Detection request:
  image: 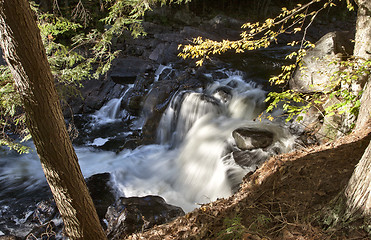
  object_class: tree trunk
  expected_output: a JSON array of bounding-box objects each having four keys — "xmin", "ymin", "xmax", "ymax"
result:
[
  {"xmin": 354, "ymin": 0, "xmax": 371, "ymax": 131},
  {"xmin": 344, "ymin": 0, "xmax": 371, "ymax": 220},
  {"xmin": 0, "ymin": 0, "xmax": 107, "ymax": 239},
  {"xmin": 354, "ymin": 0, "xmax": 371, "ymax": 62},
  {"xmin": 355, "ymin": 77, "xmax": 371, "ymax": 131},
  {"xmin": 344, "ymin": 140, "xmax": 371, "ymax": 216}
]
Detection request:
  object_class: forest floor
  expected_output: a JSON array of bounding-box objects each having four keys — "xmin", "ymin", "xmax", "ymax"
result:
[{"xmin": 125, "ymin": 123, "xmax": 371, "ymax": 240}]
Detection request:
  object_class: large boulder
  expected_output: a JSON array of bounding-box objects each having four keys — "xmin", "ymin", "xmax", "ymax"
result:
[
  {"xmin": 108, "ymin": 57, "xmax": 153, "ymax": 85},
  {"xmin": 105, "ymin": 195, "xmax": 185, "ymax": 239},
  {"xmin": 232, "ymin": 127, "xmax": 274, "ymax": 150},
  {"xmin": 86, "ymin": 173, "xmax": 116, "ymax": 221},
  {"xmin": 289, "ymin": 31, "xmax": 354, "ymax": 93}
]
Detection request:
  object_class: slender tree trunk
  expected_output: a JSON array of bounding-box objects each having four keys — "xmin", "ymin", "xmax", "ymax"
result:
[
  {"xmin": 0, "ymin": 0, "xmax": 107, "ymax": 239},
  {"xmin": 355, "ymin": 77, "xmax": 371, "ymax": 131}
]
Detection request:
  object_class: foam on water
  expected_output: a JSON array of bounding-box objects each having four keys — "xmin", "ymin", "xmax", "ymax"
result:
[{"xmin": 0, "ymin": 68, "xmax": 297, "ymax": 235}]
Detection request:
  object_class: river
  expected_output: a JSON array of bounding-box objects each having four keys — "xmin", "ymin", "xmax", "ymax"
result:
[{"xmin": 0, "ymin": 63, "xmax": 296, "ymax": 237}]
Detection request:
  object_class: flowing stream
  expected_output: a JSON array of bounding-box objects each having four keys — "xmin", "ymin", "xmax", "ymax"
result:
[{"xmin": 0, "ymin": 67, "xmax": 296, "ymax": 237}]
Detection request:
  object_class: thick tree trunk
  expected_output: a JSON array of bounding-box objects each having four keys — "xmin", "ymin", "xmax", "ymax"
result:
[
  {"xmin": 354, "ymin": 0, "xmax": 371, "ymax": 131},
  {"xmin": 354, "ymin": 0, "xmax": 371, "ymax": 62},
  {"xmin": 0, "ymin": 0, "xmax": 107, "ymax": 239},
  {"xmin": 344, "ymin": 0, "xmax": 371, "ymax": 220},
  {"xmin": 344, "ymin": 141, "xmax": 371, "ymax": 216}
]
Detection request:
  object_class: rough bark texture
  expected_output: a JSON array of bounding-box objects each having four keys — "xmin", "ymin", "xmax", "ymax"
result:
[
  {"xmin": 356, "ymin": 77, "xmax": 371, "ymax": 131},
  {"xmin": 0, "ymin": 0, "xmax": 107, "ymax": 239},
  {"xmin": 354, "ymin": 0, "xmax": 371, "ymax": 131},
  {"xmin": 345, "ymin": 140, "xmax": 371, "ymax": 216},
  {"xmin": 344, "ymin": 0, "xmax": 371, "ymax": 220},
  {"xmin": 354, "ymin": 0, "xmax": 371, "ymax": 61}
]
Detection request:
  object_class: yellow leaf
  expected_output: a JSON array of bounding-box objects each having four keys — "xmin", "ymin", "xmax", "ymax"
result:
[{"xmin": 294, "ymin": 27, "xmax": 301, "ymax": 33}]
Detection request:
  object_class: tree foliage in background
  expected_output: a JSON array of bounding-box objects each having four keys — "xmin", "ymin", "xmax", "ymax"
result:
[
  {"xmin": 179, "ymin": 0, "xmax": 367, "ymax": 129},
  {"xmin": 0, "ymin": 0, "xmax": 191, "ymax": 152}
]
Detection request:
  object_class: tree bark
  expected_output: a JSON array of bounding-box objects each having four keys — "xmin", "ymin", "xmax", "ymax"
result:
[
  {"xmin": 344, "ymin": 0, "xmax": 371, "ymax": 220},
  {"xmin": 354, "ymin": 0, "xmax": 371, "ymax": 131},
  {"xmin": 355, "ymin": 77, "xmax": 371, "ymax": 131},
  {"xmin": 0, "ymin": 0, "xmax": 107, "ymax": 239},
  {"xmin": 354, "ymin": 0, "xmax": 371, "ymax": 62},
  {"xmin": 344, "ymin": 140, "xmax": 371, "ymax": 216}
]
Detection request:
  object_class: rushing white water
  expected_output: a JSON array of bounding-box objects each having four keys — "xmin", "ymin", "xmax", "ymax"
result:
[
  {"xmin": 93, "ymin": 97, "xmax": 124, "ymax": 124},
  {"xmin": 91, "ymin": 85, "xmax": 133, "ymax": 125},
  {"xmin": 0, "ymin": 68, "xmax": 296, "ymax": 237}
]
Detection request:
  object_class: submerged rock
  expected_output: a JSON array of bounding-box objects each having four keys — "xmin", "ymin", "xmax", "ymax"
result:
[
  {"xmin": 232, "ymin": 127, "xmax": 274, "ymax": 150},
  {"xmin": 105, "ymin": 195, "xmax": 185, "ymax": 239}
]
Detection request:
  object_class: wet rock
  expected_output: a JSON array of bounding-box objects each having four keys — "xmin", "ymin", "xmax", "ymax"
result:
[
  {"xmin": 290, "ymin": 31, "xmax": 354, "ymax": 93},
  {"xmin": 225, "ymin": 149, "xmax": 270, "ymax": 192},
  {"xmin": 0, "ymin": 236, "xmax": 22, "ymax": 240},
  {"xmin": 22, "ymin": 173, "xmax": 115, "ymax": 239},
  {"xmin": 86, "ymin": 173, "xmax": 116, "ymax": 221},
  {"xmin": 108, "ymin": 57, "xmax": 153, "ymax": 85},
  {"xmin": 126, "ymin": 91, "xmax": 145, "ymax": 115},
  {"xmin": 149, "ymin": 43, "xmax": 167, "ymax": 62},
  {"xmin": 66, "ymin": 78, "xmax": 127, "ymax": 115},
  {"xmin": 180, "ymin": 26, "xmax": 217, "ymax": 41},
  {"xmin": 141, "ymin": 68, "xmax": 212, "ymax": 144},
  {"xmin": 25, "ymin": 199, "xmax": 62, "ymax": 240},
  {"xmin": 232, "ymin": 127, "xmax": 274, "ymax": 150},
  {"xmin": 105, "ymin": 195, "xmax": 185, "ymax": 239},
  {"xmin": 141, "ymin": 80, "xmax": 178, "ymax": 143},
  {"xmin": 118, "ymin": 132, "xmax": 143, "ymax": 151},
  {"xmin": 64, "ymin": 78, "xmax": 115, "ymax": 115},
  {"xmin": 232, "ymin": 149, "xmax": 270, "ymax": 169},
  {"xmin": 27, "ymin": 199, "xmax": 58, "ymax": 225},
  {"xmin": 213, "ymin": 86, "xmax": 232, "ymax": 103},
  {"xmin": 73, "ymin": 119, "xmax": 130, "ymax": 148}
]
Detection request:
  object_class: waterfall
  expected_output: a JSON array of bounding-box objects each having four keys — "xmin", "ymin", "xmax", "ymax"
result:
[
  {"xmin": 91, "ymin": 85, "xmax": 133, "ymax": 125},
  {"xmin": 0, "ymin": 67, "xmax": 297, "ymax": 237},
  {"xmin": 93, "ymin": 97, "xmax": 123, "ymax": 125},
  {"xmin": 154, "ymin": 64, "xmax": 172, "ymax": 82},
  {"xmin": 157, "ymin": 91, "xmax": 224, "ymax": 146},
  {"xmin": 154, "ymin": 71, "xmax": 296, "ymax": 206}
]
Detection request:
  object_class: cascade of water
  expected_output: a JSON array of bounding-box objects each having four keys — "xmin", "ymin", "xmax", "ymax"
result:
[
  {"xmin": 91, "ymin": 85, "xmax": 133, "ymax": 125},
  {"xmin": 155, "ymin": 70, "xmax": 296, "ymax": 206},
  {"xmin": 0, "ymin": 67, "xmax": 298, "ymax": 236},
  {"xmin": 157, "ymin": 71, "xmax": 267, "ymax": 145},
  {"xmin": 154, "ymin": 64, "xmax": 172, "ymax": 82},
  {"xmin": 92, "ymin": 96, "xmax": 123, "ymax": 124},
  {"xmin": 157, "ymin": 91, "xmax": 225, "ymax": 146}
]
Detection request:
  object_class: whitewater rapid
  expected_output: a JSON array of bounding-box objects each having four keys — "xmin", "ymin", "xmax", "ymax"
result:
[{"xmin": 0, "ymin": 68, "xmax": 296, "ymax": 237}]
